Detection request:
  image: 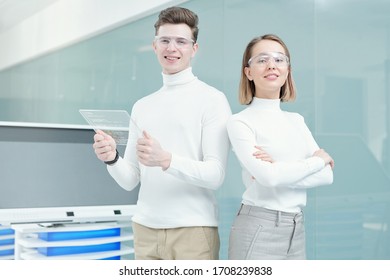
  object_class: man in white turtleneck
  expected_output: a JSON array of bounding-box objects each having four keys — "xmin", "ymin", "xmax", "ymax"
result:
[{"xmin": 93, "ymin": 7, "xmax": 231, "ymax": 260}]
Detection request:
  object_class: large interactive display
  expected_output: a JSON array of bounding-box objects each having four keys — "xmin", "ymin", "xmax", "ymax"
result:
[{"xmin": 0, "ymin": 122, "xmax": 138, "ymax": 225}]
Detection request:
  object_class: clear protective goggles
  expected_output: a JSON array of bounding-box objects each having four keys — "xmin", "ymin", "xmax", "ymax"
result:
[
  {"xmin": 154, "ymin": 36, "xmax": 195, "ymax": 49},
  {"xmin": 248, "ymin": 52, "xmax": 290, "ymax": 68}
]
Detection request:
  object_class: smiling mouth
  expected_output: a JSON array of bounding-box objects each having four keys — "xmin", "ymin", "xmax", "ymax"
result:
[
  {"xmin": 264, "ymin": 74, "xmax": 279, "ymax": 78},
  {"xmin": 165, "ymin": 56, "xmax": 180, "ymax": 60}
]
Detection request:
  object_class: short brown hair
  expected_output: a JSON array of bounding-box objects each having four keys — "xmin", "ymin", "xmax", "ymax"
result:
[
  {"xmin": 239, "ymin": 34, "xmax": 296, "ymax": 105},
  {"xmin": 154, "ymin": 7, "xmax": 199, "ymax": 42}
]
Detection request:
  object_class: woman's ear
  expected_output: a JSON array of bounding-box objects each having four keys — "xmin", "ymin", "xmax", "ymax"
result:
[
  {"xmin": 244, "ymin": 66, "xmax": 253, "ymax": 81},
  {"xmin": 283, "ymin": 67, "xmax": 290, "ymax": 81}
]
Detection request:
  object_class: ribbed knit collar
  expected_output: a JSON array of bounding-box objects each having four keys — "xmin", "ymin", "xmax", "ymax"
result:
[
  {"xmin": 162, "ymin": 67, "xmax": 197, "ymax": 86},
  {"xmin": 250, "ymin": 97, "xmax": 281, "ymax": 111}
]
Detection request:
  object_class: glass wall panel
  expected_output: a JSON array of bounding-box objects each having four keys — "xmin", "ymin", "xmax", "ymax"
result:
[{"xmin": 310, "ymin": 0, "xmax": 390, "ymax": 259}]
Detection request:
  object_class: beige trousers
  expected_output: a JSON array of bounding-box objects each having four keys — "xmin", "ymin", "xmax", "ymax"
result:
[{"xmin": 132, "ymin": 222, "xmax": 220, "ymax": 260}]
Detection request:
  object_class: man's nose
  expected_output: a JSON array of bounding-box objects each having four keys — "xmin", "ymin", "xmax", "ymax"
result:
[{"xmin": 166, "ymin": 40, "xmax": 177, "ymax": 51}]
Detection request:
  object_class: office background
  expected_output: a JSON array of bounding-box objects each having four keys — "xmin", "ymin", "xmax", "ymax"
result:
[{"xmin": 1, "ymin": 0, "xmax": 389, "ymax": 259}]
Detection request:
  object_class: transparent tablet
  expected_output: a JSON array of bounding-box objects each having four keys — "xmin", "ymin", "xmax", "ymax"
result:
[{"xmin": 79, "ymin": 109, "xmax": 131, "ymax": 145}]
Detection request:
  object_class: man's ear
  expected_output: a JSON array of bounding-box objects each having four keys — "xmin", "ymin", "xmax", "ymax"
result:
[
  {"xmin": 191, "ymin": 43, "xmax": 199, "ymax": 58},
  {"xmin": 152, "ymin": 41, "xmax": 158, "ymax": 54}
]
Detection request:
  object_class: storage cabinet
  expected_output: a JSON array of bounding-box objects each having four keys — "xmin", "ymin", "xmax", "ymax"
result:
[
  {"xmin": 12, "ymin": 221, "xmax": 134, "ymax": 260},
  {"xmin": 0, "ymin": 225, "xmax": 15, "ymax": 260}
]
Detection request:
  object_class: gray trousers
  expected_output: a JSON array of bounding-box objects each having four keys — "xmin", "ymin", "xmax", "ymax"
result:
[{"xmin": 228, "ymin": 204, "xmax": 306, "ymax": 260}]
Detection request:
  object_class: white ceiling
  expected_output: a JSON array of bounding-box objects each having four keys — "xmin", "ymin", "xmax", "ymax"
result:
[{"xmin": 0, "ymin": 0, "xmax": 59, "ymax": 34}]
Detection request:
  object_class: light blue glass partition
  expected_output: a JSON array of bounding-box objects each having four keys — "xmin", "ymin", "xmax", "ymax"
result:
[{"xmin": 0, "ymin": 0, "xmax": 389, "ymax": 259}]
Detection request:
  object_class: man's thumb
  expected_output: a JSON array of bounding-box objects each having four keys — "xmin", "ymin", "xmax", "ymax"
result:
[{"xmin": 143, "ymin": 130, "xmax": 151, "ymax": 139}]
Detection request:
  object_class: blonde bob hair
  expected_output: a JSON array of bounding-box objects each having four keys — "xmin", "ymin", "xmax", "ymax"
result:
[{"xmin": 239, "ymin": 34, "xmax": 296, "ymax": 105}]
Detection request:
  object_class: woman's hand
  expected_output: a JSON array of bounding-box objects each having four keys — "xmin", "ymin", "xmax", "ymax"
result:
[
  {"xmin": 251, "ymin": 146, "xmax": 274, "ymax": 180},
  {"xmin": 313, "ymin": 148, "xmax": 335, "ymax": 169},
  {"xmin": 253, "ymin": 146, "xmax": 274, "ymax": 163}
]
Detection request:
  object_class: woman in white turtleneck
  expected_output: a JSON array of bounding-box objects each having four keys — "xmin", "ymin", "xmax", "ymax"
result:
[{"xmin": 227, "ymin": 34, "xmax": 334, "ymax": 260}]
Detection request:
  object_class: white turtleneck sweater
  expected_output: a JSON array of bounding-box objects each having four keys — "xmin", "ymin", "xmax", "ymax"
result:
[
  {"xmin": 227, "ymin": 98, "xmax": 333, "ymax": 213},
  {"xmin": 107, "ymin": 67, "xmax": 231, "ymax": 228}
]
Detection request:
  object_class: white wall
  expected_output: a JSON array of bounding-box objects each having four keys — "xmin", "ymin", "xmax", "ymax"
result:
[{"xmin": 0, "ymin": 0, "xmax": 187, "ymax": 71}]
